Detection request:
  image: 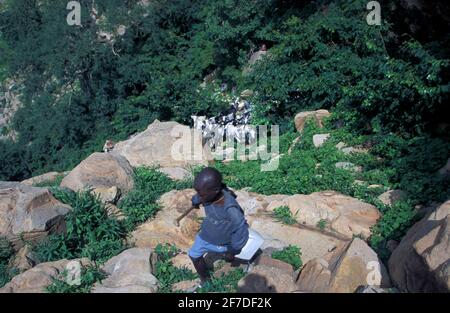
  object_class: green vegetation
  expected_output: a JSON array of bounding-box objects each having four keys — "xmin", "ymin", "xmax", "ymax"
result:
[
  {"xmin": 118, "ymin": 166, "xmax": 194, "ymax": 230},
  {"xmin": 46, "ymin": 265, "xmax": 107, "ymax": 293},
  {"xmin": 272, "ymin": 206, "xmax": 297, "ymax": 225},
  {"xmin": 197, "ymin": 268, "xmax": 246, "ymax": 293},
  {"xmin": 0, "ymin": 0, "xmax": 449, "ymax": 291},
  {"xmin": 153, "ymin": 244, "xmax": 197, "ymax": 293},
  {"xmin": 0, "ymin": 0, "xmax": 448, "ymax": 182},
  {"xmin": 33, "ymin": 188, "xmax": 127, "ymax": 264},
  {"xmin": 317, "ymin": 219, "xmax": 328, "ymax": 231},
  {"xmin": 271, "ymin": 245, "xmax": 303, "ymax": 270},
  {"xmin": 369, "ymin": 200, "xmax": 419, "ymax": 260},
  {"xmin": 0, "ymin": 237, "xmax": 18, "ymax": 288}
]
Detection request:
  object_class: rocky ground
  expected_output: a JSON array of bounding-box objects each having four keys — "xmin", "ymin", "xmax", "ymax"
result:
[{"xmin": 0, "ymin": 115, "xmax": 449, "ymax": 293}]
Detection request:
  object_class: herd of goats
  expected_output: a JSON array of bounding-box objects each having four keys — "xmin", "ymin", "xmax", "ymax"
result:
[{"xmin": 191, "ymin": 96, "xmax": 258, "ymax": 150}]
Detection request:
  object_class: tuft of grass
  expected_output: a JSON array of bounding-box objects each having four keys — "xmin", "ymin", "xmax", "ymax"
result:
[
  {"xmin": 273, "ymin": 206, "xmax": 297, "ymax": 225},
  {"xmin": 0, "ymin": 237, "xmax": 18, "ymax": 288},
  {"xmin": 316, "ymin": 219, "xmax": 328, "ymax": 231},
  {"xmin": 271, "ymin": 245, "xmax": 303, "ymax": 270},
  {"xmin": 369, "ymin": 200, "xmax": 419, "ymax": 260},
  {"xmin": 196, "ymin": 268, "xmax": 246, "ymax": 293},
  {"xmin": 153, "ymin": 244, "xmax": 197, "ymax": 293},
  {"xmin": 46, "ymin": 265, "xmax": 107, "ymax": 293},
  {"xmin": 33, "ymin": 188, "xmax": 127, "ymax": 264},
  {"xmin": 118, "ymin": 167, "xmax": 183, "ymax": 229}
]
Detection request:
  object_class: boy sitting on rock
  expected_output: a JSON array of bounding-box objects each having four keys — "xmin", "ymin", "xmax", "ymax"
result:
[{"xmin": 189, "ymin": 167, "xmax": 249, "ymax": 284}]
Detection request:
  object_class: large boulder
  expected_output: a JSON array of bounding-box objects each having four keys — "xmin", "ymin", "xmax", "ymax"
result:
[
  {"xmin": 313, "ymin": 134, "xmax": 330, "ymax": 148},
  {"xmin": 237, "ymin": 264, "xmax": 297, "ymax": 293},
  {"xmin": 388, "ymin": 199, "xmax": 450, "ymax": 292},
  {"xmin": 296, "ymin": 238, "xmax": 391, "ymax": 293},
  {"xmin": 21, "ymin": 172, "xmax": 63, "ymax": 186},
  {"xmin": 158, "ymin": 167, "xmax": 192, "ymax": 181},
  {"xmin": 92, "ymin": 248, "xmax": 159, "ymax": 293},
  {"xmin": 0, "ymin": 182, "xmax": 71, "ymax": 248},
  {"xmin": 378, "ymin": 190, "xmax": 407, "ymax": 206},
  {"xmin": 294, "ymin": 110, "xmax": 331, "ymax": 133},
  {"xmin": 248, "ymin": 216, "xmax": 347, "ymax": 264},
  {"xmin": 0, "ymin": 258, "xmax": 91, "ymax": 293},
  {"xmin": 60, "ymin": 152, "xmax": 134, "ymax": 193},
  {"xmin": 266, "ymin": 191, "xmax": 380, "ymax": 239},
  {"xmin": 113, "ymin": 120, "xmax": 211, "ymax": 168},
  {"xmin": 128, "ymin": 189, "xmax": 201, "ymax": 251}
]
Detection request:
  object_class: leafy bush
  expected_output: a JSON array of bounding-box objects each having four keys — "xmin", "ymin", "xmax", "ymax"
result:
[
  {"xmin": 369, "ymin": 201, "xmax": 419, "ymax": 260},
  {"xmin": 316, "ymin": 219, "xmax": 328, "ymax": 231},
  {"xmin": 46, "ymin": 265, "xmax": 107, "ymax": 293},
  {"xmin": 271, "ymin": 245, "xmax": 303, "ymax": 270},
  {"xmin": 153, "ymin": 244, "xmax": 197, "ymax": 293},
  {"xmin": 0, "ymin": 237, "xmax": 17, "ymax": 288},
  {"xmin": 272, "ymin": 206, "xmax": 297, "ymax": 225},
  {"xmin": 33, "ymin": 188, "xmax": 127, "ymax": 263},
  {"xmin": 197, "ymin": 268, "xmax": 246, "ymax": 293},
  {"xmin": 118, "ymin": 167, "xmax": 183, "ymax": 229}
]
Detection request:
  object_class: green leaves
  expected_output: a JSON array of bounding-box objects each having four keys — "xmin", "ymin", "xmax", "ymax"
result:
[
  {"xmin": 34, "ymin": 188, "xmax": 127, "ymax": 264},
  {"xmin": 46, "ymin": 265, "xmax": 107, "ymax": 293},
  {"xmin": 153, "ymin": 244, "xmax": 197, "ymax": 293},
  {"xmin": 273, "ymin": 206, "xmax": 297, "ymax": 225},
  {"xmin": 271, "ymin": 245, "xmax": 303, "ymax": 270}
]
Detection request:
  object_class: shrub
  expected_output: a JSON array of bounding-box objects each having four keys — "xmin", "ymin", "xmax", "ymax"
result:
[
  {"xmin": 33, "ymin": 188, "xmax": 127, "ymax": 263},
  {"xmin": 369, "ymin": 200, "xmax": 418, "ymax": 260},
  {"xmin": 153, "ymin": 244, "xmax": 197, "ymax": 293},
  {"xmin": 46, "ymin": 265, "xmax": 107, "ymax": 293},
  {"xmin": 197, "ymin": 268, "xmax": 246, "ymax": 293},
  {"xmin": 272, "ymin": 206, "xmax": 297, "ymax": 225},
  {"xmin": 118, "ymin": 167, "xmax": 181, "ymax": 229},
  {"xmin": 316, "ymin": 219, "xmax": 328, "ymax": 231},
  {"xmin": 271, "ymin": 245, "xmax": 303, "ymax": 270},
  {"xmin": 0, "ymin": 237, "xmax": 17, "ymax": 288}
]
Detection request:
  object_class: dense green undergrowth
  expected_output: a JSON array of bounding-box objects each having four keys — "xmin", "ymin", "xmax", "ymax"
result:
[{"xmin": 0, "ymin": 237, "xmax": 18, "ymax": 288}]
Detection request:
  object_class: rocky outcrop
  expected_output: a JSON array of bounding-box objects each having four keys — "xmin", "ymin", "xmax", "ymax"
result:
[
  {"xmin": 294, "ymin": 110, "xmax": 331, "ymax": 133},
  {"xmin": 296, "ymin": 238, "xmax": 391, "ymax": 293},
  {"xmin": 113, "ymin": 120, "xmax": 211, "ymax": 168},
  {"xmin": 92, "ymin": 248, "xmax": 159, "ymax": 293},
  {"xmin": 335, "ymin": 162, "xmax": 363, "ymax": 173},
  {"xmin": 0, "ymin": 258, "xmax": 91, "ymax": 293},
  {"xmin": 378, "ymin": 190, "xmax": 407, "ymax": 206},
  {"xmin": 237, "ymin": 264, "xmax": 297, "ymax": 293},
  {"xmin": 21, "ymin": 172, "xmax": 64, "ymax": 186},
  {"xmin": 266, "ymin": 191, "xmax": 380, "ymax": 239},
  {"xmin": 91, "ymin": 186, "xmax": 121, "ymax": 204},
  {"xmin": 158, "ymin": 167, "xmax": 192, "ymax": 181},
  {"xmin": 388, "ymin": 199, "xmax": 450, "ymax": 292},
  {"xmin": 0, "ymin": 182, "xmax": 71, "ymax": 248},
  {"xmin": 60, "ymin": 152, "xmax": 134, "ymax": 194},
  {"xmin": 249, "ymin": 216, "xmax": 346, "ymax": 264},
  {"xmin": 170, "ymin": 253, "xmax": 196, "ymax": 272},
  {"xmin": 128, "ymin": 189, "xmax": 201, "ymax": 251},
  {"xmin": 10, "ymin": 244, "xmax": 35, "ymax": 271},
  {"xmin": 313, "ymin": 134, "xmax": 330, "ymax": 148}
]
